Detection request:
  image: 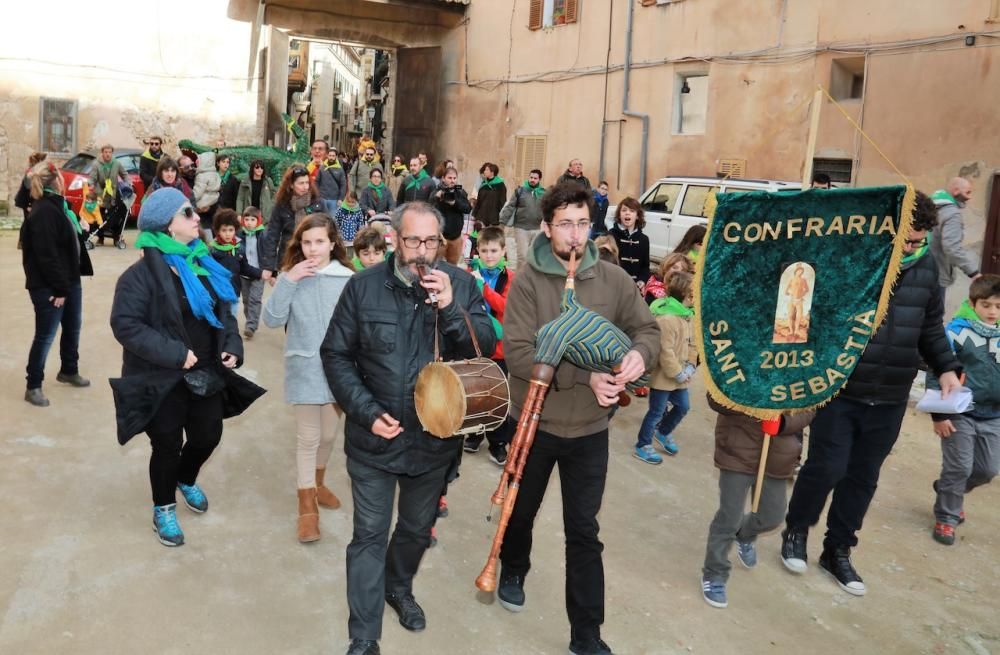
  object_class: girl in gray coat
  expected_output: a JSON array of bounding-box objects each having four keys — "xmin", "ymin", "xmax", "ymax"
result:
[{"xmin": 263, "ymin": 213, "xmax": 355, "ymax": 543}]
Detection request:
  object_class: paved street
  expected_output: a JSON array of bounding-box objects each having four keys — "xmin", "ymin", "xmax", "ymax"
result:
[{"xmin": 1, "ymin": 230, "xmax": 998, "ymax": 655}]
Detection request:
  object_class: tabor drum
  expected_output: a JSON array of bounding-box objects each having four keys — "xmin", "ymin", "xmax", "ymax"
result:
[{"xmin": 415, "ymin": 357, "xmax": 510, "ymax": 438}]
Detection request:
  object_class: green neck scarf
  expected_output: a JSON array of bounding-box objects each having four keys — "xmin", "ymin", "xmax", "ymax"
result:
[
  {"xmin": 340, "ymin": 201, "xmax": 360, "ymax": 212},
  {"xmin": 522, "ymin": 181, "xmax": 544, "ymax": 198},
  {"xmin": 367, "ymin": 181, "xmax": 386, "ymax": 200},
  {"xmin": 472, "ymin": 256, "xmax": 508, "ymax": 273},
  {"xmin": 136, "ymin": 230, "xmax": 213, "ymax": 275},
  {"xmin": 901, "ymin": 232, "xmax": 931, "ymax": 268},
  {"xmin": 99, "ymin": 159, "xmax": 114, "ymax": 176},
  {"xmin": 954, "ymin": 299, "xmax": 999, "ymax": 328},
  {"xmin": 220, "ymin": 170, "xmax": 231, "ymax": 185},
  {"xmin": 44, "ymin": 188, "xmax": 82, "ymax": 235},
  {"xmin": 481, "ymin": 176, "xmax": 505, "ymax": 189},
  {"xmin": 211, "ymin": 240, "xmax": 238, "ymax": 253},
  {"xmin": 406, "ymin": 169, "xmax": 429, "ymax": 190},
  {"xmin": 243, "ymin": 225, "xmax": 265, "ymax": 235},
  {"xmin": 650, "ymin": 296, "xmax": 693, "ymax": 317}
]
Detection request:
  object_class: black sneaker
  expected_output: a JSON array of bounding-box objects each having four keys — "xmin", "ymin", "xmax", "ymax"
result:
[
  {"xmin": 346, "ymin": 639, "xmax": 380, "ymax": 655},
  {"xmin": 569, "ymin": 634, "xmax": 613, "ymax": 655},
  {"xmin": 819, "ymin": 546, "xmax": 866, "ymax": 596},
  {"xmin": 488, "ymin": 443, "xmax": 508, "ymax": 466},
  {"xmin": 464, "ymin": 434, "xmax": 484, "ymax": 453},
  {"xmin": 780, "ymin": 528, "xmax": 808, "ymax": 574},
  {"xmin": 385, "ymin": 592, "xmax": 426, "ymax": 631},
  {"xmin": 497, "ymin": 569, "xmax": 525, "ymax": 612}
]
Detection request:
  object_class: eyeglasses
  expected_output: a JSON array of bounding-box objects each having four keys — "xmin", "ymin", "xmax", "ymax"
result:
[
  {"xmin": 177, "ymin": 206, "xmax": 197, "ymax": 220},
  {"xmin": 400, "ymin": 235, "xmax": 442, "ymax": 250},
  {"xmin": 551, "ymin": 220, "xmax": 592, "ymax": 233},
  {"xmin": 904, "ymin": 238, "xmax": 928, "ymax": 248},
  {"xmin": 149, "ymin": 141, "xmax": 161, "ymax": 146}
]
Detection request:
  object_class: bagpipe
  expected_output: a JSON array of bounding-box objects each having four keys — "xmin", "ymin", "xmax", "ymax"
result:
[{"xmin": 476, "ymin": 249, "xmax": 648, "ymax": 592}]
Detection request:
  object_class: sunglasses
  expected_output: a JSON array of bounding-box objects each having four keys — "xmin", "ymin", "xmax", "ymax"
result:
[
  {"xmin": 149, "ymin": 142, "xmax": 161, "ymax": 146},
  {"xmin": 177, "ymin": 206, "xmax": 197, "ymax": 219}
]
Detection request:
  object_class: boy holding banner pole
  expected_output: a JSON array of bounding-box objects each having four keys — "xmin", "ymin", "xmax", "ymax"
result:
[{"xmin": 701, "ymin": 403, "xmax": 813, "ymax": 608}]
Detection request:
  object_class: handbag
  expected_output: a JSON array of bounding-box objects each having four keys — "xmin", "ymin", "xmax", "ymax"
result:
[{"xmin": 183, "ymin": 366, "xmax": 226, "ymax": 397}]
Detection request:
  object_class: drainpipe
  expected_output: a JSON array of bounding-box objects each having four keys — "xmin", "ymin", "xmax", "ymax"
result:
[
  {"xmin": 623, "ymin": 0, "xmax": 649, "ymax": 195},
  {"xmin": 598, "ymin": 0, "xmax": 614, "ymax": 183}
]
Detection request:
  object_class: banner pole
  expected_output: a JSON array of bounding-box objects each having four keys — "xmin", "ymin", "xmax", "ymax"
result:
[
  {"xmin": 751, "ymin": 435, "xmax": 771, "ymax": 513},
  {"xmin": 801, "ymin": 88, "xmax": 823, "ymax": 188}
]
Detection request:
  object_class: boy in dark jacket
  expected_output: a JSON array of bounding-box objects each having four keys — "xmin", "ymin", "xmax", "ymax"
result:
[
  {"xmin": 210, "ymin": 209, "xmax": 261, "ymax": 317},
  {"xmin": 239, "ymin": 207, "xmax": 267, "ymax": 338},
  {"xmin": 928, "ymin": 274, "xmax": 1000, "ymax": 545},
  {"xmin": 701, "ymin": 397, "xmax": 814, "ymax": 608},
  {"xmin": 781, "ymin": 191, "xmax": 962, "ymax": 596}
]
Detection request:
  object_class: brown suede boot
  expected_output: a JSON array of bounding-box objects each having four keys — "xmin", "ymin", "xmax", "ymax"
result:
[
  {"xmin": 297, "ymin": 488, "xmax": 320, "ymax": 543},
  {"xmin": 315, "ymin": 468, "xmax": 342, "ymax": 509}
]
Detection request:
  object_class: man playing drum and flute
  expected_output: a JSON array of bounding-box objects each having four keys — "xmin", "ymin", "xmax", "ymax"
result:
[
  {"xmin": 321, "ymin": 201, "xmax": 495, "ymax": 655},
  {"xmin": 496, "ymin": 182, "xmax": 660, "ymax": 655}
]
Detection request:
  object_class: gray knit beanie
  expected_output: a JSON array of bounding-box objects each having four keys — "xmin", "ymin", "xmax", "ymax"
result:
[{"xmin": 138, "ymin": 187, "xmax": 189, "ymax": 232}]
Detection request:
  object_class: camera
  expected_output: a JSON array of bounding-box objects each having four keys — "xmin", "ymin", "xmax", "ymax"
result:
[{"xmin": 439, "ymin": 184, "xmax": 462, "ymax": 203}]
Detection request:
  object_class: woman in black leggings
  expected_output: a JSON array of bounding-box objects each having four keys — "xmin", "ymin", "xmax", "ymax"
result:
[{"xmin": 110, "ymin": 187, "xmax": 263, "ymax": 546}]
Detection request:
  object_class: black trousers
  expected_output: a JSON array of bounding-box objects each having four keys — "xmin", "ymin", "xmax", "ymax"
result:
[
  {"xmin": 785, "ymin": 397, "xmax": 908, "ymax": 550},
  {"xmin": 346, "ymin": 456, "xmax": 450, "ymax": 641},
  {"xmin": 499, "ymin": 429, "xmax": 609, "ymax": 639},
  {"xmin": 145, "ymin": 383, "xmax": 224, "ymax": 506}
]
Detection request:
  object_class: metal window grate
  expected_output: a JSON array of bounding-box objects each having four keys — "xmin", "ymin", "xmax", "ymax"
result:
[{"xmin": 813, "ymin": 158, "xmax": 853, "ymax": 184}]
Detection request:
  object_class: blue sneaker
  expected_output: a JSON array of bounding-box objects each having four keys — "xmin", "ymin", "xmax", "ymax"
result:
[
  {"xmin": 654, "ymin": 431, "xmax": 679, "ymax": 456},
  {"xmin": 737, "ymin": 540, "xmax": 757, "ymax": 568},
  {"xmin": 177, "ymin": 482, "xmax": 208, "ymax": 513},
  {"xmin": 633, "ymin": 445, "xmax": 663, "ymax": 465},
  {"xmin": 152, "ymin": 504, "xmax": 185, "ymax": 547},
  {"xmin": 701, "ymin": 576, "xmax": 728, "ymax": 609}
]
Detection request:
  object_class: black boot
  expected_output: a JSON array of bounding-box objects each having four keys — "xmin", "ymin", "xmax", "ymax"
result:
[
  {"xmin": 819, "ymin": 545, "xmax": 866, "ymax": 596},
  {"xmin": 780, "ymin": 528, "xmax": 808, "ymax": 574}
]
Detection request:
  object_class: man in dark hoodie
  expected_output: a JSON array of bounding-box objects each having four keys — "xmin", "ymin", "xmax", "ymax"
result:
[
  {"xmin": 780, "ymin": 191, "xmax": 962, "ymax": 597},
  {"xmin": 496, "ymin": 181, "xmax": 660, "ymax": 655}
]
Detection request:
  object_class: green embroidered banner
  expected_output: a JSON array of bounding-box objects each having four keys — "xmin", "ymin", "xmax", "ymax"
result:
[{"xmin": 694, "ymin": 186, "xmax": 914, "ymax": 418}]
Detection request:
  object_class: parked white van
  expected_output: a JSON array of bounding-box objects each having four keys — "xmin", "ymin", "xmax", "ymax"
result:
[{"xmin": 607, "ymin": 176, "xmax": 802, "ymax": 262}]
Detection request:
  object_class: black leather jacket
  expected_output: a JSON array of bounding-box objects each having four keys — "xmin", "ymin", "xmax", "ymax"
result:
[{"xmin": 321, "ymin": 254, "xmax": 496, "ymax": 475}]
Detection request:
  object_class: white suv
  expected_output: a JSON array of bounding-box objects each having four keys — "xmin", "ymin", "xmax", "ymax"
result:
[{"xmin": 607, "ymin": 176, "xmax": 802, "ymax": 262}]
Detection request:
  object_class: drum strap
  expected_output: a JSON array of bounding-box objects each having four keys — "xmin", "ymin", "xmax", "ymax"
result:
[{"xmin": 433, "ymin": 308, "xmax": 484, "ymax": 362}]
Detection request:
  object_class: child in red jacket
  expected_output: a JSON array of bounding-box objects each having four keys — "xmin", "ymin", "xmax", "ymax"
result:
[{"xmin": 464, "ymin": 225, "xmax": 513, "ymax": 465}]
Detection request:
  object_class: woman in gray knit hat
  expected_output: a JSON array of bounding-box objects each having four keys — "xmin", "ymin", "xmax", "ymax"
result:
[{"xmin": 109, "ymin": 187, "xmax": 264, "ymax": 547}]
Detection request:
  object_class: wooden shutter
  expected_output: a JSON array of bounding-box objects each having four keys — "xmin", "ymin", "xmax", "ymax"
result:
[
  {"xmin": 564, "ymin": 0, "xmax": 579, "ymax": 24},
  {"xmin": 514, "ymin": 135, "xmax": 547, "ymax": 183},
  {"xmin": 528, "ymin": 0, "xmax": 543, "ymax": 30}
]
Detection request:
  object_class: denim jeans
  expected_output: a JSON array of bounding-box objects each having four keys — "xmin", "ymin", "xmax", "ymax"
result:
[
  {"xmin": 322, "ymin": 199, "xmax": 339, "ymax": 216},
  {"xmin": 26, "ymin": 284, "xmax": 82, "ymax": 390},
  {"xmin": 635, "ymin": 387, "xmax": 690, "ymax": 448}
]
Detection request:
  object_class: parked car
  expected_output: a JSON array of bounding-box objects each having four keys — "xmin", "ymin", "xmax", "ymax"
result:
[
  {"xmin": 607, "ymin": 176, "xmax": 802, "ymax": 261},
  {"xmin": 60, "ymin": 149, "xmax": 146, "ymax": 221}
]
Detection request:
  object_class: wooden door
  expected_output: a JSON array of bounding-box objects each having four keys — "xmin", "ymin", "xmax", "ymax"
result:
[
  {"xmin": 393, "ymin": 47, "xmax": 441, "ymax": 166},
  {"xmin": 983, "ymin": 174, "xmax": 1000, "ymax": 275}
]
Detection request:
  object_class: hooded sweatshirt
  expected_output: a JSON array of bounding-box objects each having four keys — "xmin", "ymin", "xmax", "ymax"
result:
[
  {"xmin": 930, "ymin": 189, "xmax": 980, "ymax": 286},
  {"xmin": 647, "ymin": 296, "xmax": 697, "ymax": 391},
  {"xmin": 927, "ymin": 300, "xmax": 1000, "ymax": 418},
  {"xmin": 502, "ymin": 233, "xmax": 661, "ymax": 438}
]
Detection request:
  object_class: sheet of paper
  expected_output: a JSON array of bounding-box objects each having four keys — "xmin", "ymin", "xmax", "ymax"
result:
[{"xmin": 915, "ymin": 387, "xmax": 975, "ymax": 414}]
